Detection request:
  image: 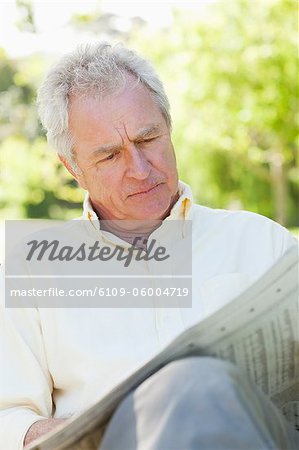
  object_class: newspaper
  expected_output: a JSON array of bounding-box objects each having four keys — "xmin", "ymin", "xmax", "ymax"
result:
[{"xmin": 29, "ymin": 245, "xmax": 299, "ymax": 450}]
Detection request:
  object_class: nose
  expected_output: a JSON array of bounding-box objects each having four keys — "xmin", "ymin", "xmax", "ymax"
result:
[{"xmin": 125, "ymin": 144, "xmax": 151, "ymax": 180}]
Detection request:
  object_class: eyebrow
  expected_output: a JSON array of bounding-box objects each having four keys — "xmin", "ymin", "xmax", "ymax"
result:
[
  {"xmin": 91, "ymin": 124, "xmax": 162, "ymax": 159},
  {"xmin": 134, "ymin": 124, "xmax": 162, "ymax": 141}
]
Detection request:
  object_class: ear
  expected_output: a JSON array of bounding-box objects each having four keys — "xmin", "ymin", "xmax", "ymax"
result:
[{"xmin": 58, "ymin": 154, "xmax": 87, "ymax": 190}]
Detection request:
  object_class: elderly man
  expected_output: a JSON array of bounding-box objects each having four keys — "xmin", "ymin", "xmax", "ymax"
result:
[{"xmin": 1, "ymin": 43, "xmax": 298, "ymax": 450}]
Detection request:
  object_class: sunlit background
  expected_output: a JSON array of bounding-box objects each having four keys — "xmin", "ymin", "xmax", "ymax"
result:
[{"xmin": 0, "ymin": 0, "xmax": 298, "ymax": 261}]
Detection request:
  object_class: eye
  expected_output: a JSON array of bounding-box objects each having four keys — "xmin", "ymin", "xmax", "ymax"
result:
[
  {"xmin": 139, "ymin": 136, "xmax": 158, "ymax": 145},
  {"xmin": 105, "ymin": 153, "xmax": 116, "ymax": 160},
  {"xmin": 103, "ymin": 151, "xmax": 120, "ymax": 162}
]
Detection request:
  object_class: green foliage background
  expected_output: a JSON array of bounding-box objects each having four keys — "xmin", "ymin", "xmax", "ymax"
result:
[{"xmin": 0, "ymin": 0, "xmax": 298, "ymax": 227}]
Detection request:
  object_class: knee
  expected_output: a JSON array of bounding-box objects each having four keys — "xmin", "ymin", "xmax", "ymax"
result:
[
  {"xmin": 134, "ymin": 357, "xmax": 249, "ymax": 425},
  {"xmin": 133, "ymin": 356, "xmax": 267, "ymax": 437},
  {"xmin": 142, "ymin": 356, "xmax": 244, "ymax": 400},
  {"xmin": 164, "ymin": 356, "xmax": 237, "ymax": 374},
  {"xmin": 161, "ymin": 356, "xmax": 242, "ymax": 389}
]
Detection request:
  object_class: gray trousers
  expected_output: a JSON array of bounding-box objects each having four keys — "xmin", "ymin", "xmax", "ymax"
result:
[{"xmin": 99, "ymin": 357, "xmax": 299, "ymax": 450}]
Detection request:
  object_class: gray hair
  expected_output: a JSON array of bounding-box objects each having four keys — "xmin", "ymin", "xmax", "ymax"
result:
[{"xmin": 37, "ymin": 42, "xmax": 171, "ymax": 173}]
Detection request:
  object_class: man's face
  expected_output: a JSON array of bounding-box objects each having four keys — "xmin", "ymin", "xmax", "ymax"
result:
[{"xmin": 67, "ymin": 81, "xmax": 179, "ymax": 221}]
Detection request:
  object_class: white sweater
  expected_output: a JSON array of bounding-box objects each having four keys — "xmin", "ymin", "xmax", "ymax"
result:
[{"xmin": 0, "ymin": 182, "xmax": 296, "ymax": 449}]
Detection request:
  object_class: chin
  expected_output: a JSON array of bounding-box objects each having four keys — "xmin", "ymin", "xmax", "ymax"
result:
[
  {"xmin": 126, "ymin": 192, "xmax": 175, "ymax": 221},
  {"xmin": 134, "ymin": 206, "xmax": 170, "ymax": 221}
]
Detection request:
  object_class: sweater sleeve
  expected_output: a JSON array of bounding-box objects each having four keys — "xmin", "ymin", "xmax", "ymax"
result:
[
  {"xmin": 268, "ymin": 218, "xmax": 298, "ymax": 257},
  {"xmin": 0, "ymin": 267, "xmax": 53, "ymax": 450}
]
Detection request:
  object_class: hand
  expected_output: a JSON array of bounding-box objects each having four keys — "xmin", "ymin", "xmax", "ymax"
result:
[{"xmin": 23, "ymin": 418, "xmax": 67, "ymax": 448}]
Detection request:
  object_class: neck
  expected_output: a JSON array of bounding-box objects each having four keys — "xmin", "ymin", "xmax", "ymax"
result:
[
  {"xmin": 100, "ymin": 220, "xmax": 162, "ymax": 250},
  {"xmin": 91, "ymin": 189, "xmax": 180, "ymax": 249}
]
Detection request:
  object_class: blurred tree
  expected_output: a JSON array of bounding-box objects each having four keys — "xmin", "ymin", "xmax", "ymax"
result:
[
  {"xmin": 133, "ymin": 0, "xmax": 298, "ymax": 226},
  {"xmin": 15, "ymin": 0, "xmax": 36, "ymax": 33},
  {"xmin": 0, "ymin": 49, "xmax": 40, "ymax": 142},
  {"xmin": 0, "ymin": 0, "xmax": 297, "ymax": 227},
  {"xmin": 71, "ymin": 9, "xmax": 145, "ymax": 41},
  {"xmin": 0, "ymin": 49, "xmax": 84, "ymax": 219}
]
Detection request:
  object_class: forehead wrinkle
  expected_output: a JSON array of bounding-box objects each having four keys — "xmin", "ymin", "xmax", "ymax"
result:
[{"xmin": 89, "ymin": 123, "xmax": 163, "ymax": 161}]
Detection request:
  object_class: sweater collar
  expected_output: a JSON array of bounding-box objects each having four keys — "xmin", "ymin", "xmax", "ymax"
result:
[{"xmin": 82, "ymin": 180, "xmax": 193, "ymax": 225}]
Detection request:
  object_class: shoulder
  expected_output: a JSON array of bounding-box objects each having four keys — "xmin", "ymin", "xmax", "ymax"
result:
[{"xmin": 191, "ymin": 203, "xmax": 297, "ymax": 262}]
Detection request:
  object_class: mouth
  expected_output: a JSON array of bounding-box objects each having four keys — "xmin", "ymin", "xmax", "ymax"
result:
[{"xmin": 128, "ymin": 183, "xmax": 163, "ymax": 197}]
